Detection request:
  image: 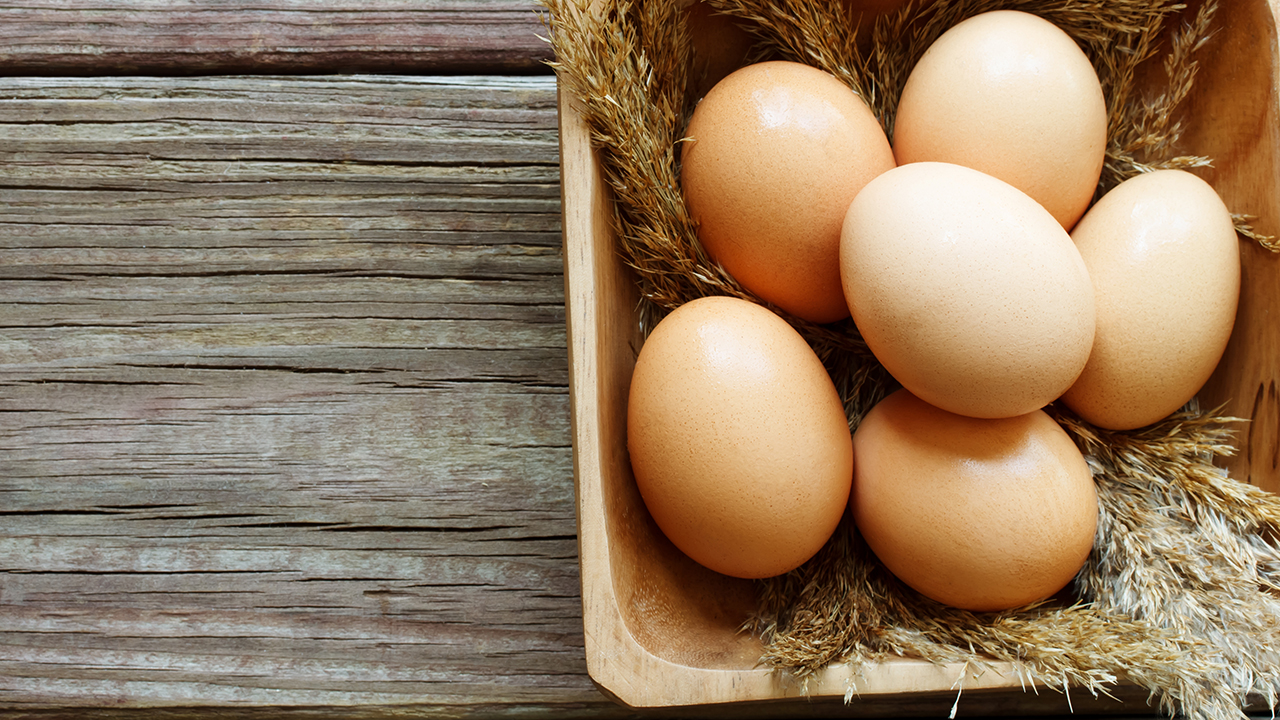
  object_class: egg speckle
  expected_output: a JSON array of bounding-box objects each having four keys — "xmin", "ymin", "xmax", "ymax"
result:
[
  {"xmin": 840, "ymin": 161, "xmax": 1095, "ymax": 419},
  {"xmin": 627, "ymin": 296, "xmax": 853, "ymax": 579},
  {"xmin": 892, "ymin": 10, "xmax": 1107, "ymax": 230},
  {"xmin": 681, "ymin": 61, "xmax": 895, "ymax": 324},
  {"xmin": 852, "ymin": 389, "xmax": 1098, "ymax": 612},
  {"xmin": 1061, "ymin": 169, "xmax": 1241, "ymax": 429}
]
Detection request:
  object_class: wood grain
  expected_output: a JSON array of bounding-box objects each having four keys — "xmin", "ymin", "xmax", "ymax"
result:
[
  {"xmin": 0, "ymin": 74, "xmax": 612, "ymax": 716},
  {"xmin": 1191, "ymin": 0, "xmax": 1280, "ymax": 490},
  {"xmin": 0, "ymin": 2, "xmax": 553, "ymax": 75}
]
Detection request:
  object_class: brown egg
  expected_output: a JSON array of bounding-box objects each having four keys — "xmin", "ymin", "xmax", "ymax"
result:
[
  {"xmin": 840, "ymin": 162, "xmax": 1095, "ymax": 419},
  {"xmin": 681, "ymin": 61, "xmax": 895, "ymax": 324},
  {"xmin": 627, "ymin": 296, "xmax": 853, "ymax": 579},
  {"xmin": 1061, "ymin": 170, "xmax": 1241, "ymax": 430},
  {"xmin": 892, "ymin": 10, "xmax": 1107, "ymax": 230},
  {"xmin": 852, "ymin": 389, "xmax": 1098, "ymax": 612}
]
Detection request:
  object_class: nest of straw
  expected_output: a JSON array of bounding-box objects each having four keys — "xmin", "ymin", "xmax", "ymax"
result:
[{"xmin": 543, "ymin": 0, "xmax": 1280, "ymax": 718}]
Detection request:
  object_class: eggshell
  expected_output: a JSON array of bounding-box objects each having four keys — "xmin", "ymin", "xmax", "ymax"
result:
[
  {"xmin": 840, "ymin": 161, "xmax": 1095, "ymax": 419},
  {"xmin": 892, "ymin": 10, "xmax": 1107, "ymax": 230},
  {"xmin": 626, "ymin": 296, "xmax": 853, "ymax": 579},
  {"xmin": 1060, "ymin": 170, "xmax": 1241, "ymax": 430},
  {"xmin": 681, "ymin": 61, "xmax": 896, "ymax": 324},
  {"xmin": 852, "ymin": 389, "xmax": 1098, "ymax": 612}
]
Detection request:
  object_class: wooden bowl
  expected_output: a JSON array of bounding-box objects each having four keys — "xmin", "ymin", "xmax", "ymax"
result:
[{"xmin": 559, "ymin": 0, "xmax": 1280, "ymax": 709}]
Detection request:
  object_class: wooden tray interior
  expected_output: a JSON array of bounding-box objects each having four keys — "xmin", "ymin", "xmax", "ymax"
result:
[{"xmin": 562, "ymin": 0, "xmax": 1280, "ymax": 707}]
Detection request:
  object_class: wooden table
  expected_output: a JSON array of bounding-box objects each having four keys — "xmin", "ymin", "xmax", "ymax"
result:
[
  {"xmin": 0, "ymin": 3, "xmax": 603, "ymax": 717},
  {"xmin": 0, "ymin": 3, "xmax": 1228, "ymax": 718}
]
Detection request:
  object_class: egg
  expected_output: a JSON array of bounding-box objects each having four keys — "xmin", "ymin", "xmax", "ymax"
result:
[
  {"xmin": 892, "ymin": 10, "xmax": 1107, "ymax": 230},
  {"xmin": 681, "ymin": 60, "xmax": 896, "ymax": 324},
  {"xmin": 852, "ymin": 389, "xmax": 1098, "ymax": 612},
  {"xmin": 1060, "ymin": 170, "xmax": 1241, "ymax": 430},
  {"xmin": 626, "ymin": 296, "xmax": 853, "ymax": 579},
  {"xmin": 840, "ymin": 161, "xmax": 1095, "ymax": 419}
]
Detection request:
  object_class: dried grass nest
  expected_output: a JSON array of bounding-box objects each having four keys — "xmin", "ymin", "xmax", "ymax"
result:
[{"xmin": 543, "ymin": 0, "xmax": 1280, "ymax": 718}]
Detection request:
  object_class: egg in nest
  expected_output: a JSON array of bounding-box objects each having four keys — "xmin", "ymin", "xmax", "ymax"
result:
[
  {"xmin": 681, "ymin": 61, "xmax": 895, "ymax": 324},
  {"xmin": 627, "ymin": 296, "xmax": 854, "ymax": 579},
  {"xmin": 852, "ymin": 389, "xmax": 1098, "ymax": 612}
]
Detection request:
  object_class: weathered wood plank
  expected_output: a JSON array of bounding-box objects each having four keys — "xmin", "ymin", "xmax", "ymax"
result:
[
  {"xmin": 0, "ymin": 2, "xmax": 554, "ymax": 75},
  {"xmin": 0, "ymin": 75, "xmax": 625, "ymax": 717}
]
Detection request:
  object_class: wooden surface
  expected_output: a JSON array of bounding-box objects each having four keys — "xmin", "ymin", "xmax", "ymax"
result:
[
  {"xmin": 0, "ymin": 1, "xmax": 552, "ymax": 74},
  {"xmin": 0, "ymin": 4, "xmax": 599, "ymax": 717},
  {"xmin": 0, "ymin": 2, "xmax": 1271, "ymax": 719},
  {"xmin": 0, "ymin": 72, "xmax": 589, "ymax": 716}
]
